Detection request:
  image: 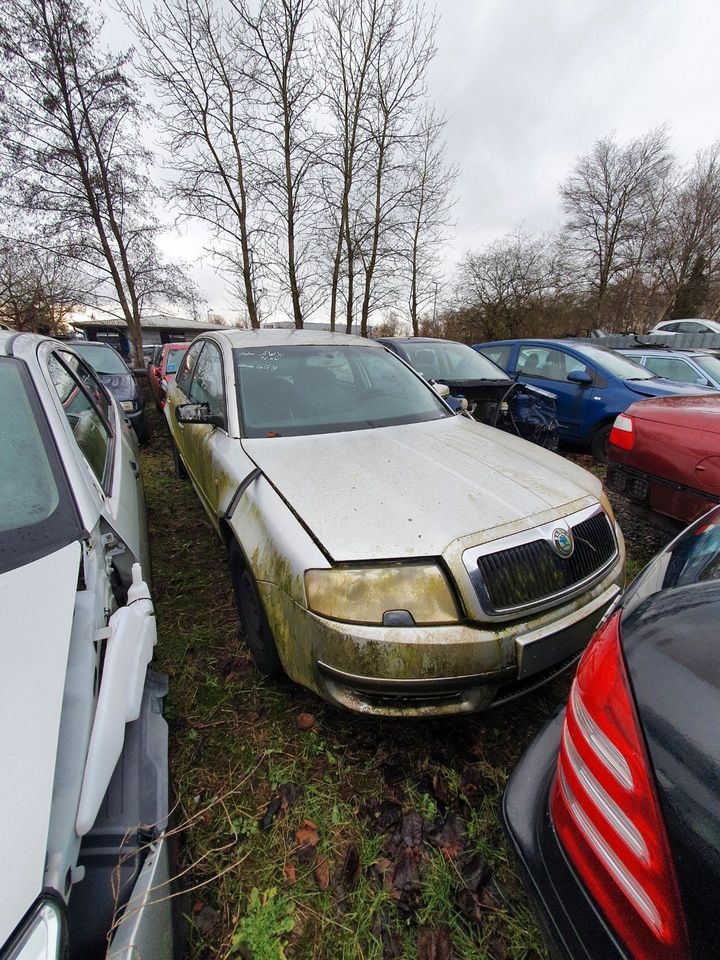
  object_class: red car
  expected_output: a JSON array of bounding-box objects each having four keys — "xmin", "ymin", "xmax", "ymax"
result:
[
  {"xmin": 149, "ymin": 342, "xmax": 190, "ymax": 407},
  {"xmin": 606, "ymin": 395, "xmax": 720, "ymax": 525}
]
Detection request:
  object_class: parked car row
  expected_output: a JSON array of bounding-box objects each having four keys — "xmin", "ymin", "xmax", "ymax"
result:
[
  {"xmin": 1, "ymin": 332, "xmax": 174, "ymax": 959},
  {"xmin": 474, "ymin": 338, "xmax": 716, "ymax": 461},
  {"xmin": 377, "ymin": 337, "xmax": 560, "ymax": 448}
]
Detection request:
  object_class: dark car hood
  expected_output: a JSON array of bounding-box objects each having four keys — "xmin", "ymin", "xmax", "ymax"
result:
[
  {"xmin": 624, "ymin": 377, "xmax": 717, "ymax": 399},
  {"xmin": 96, "ymin": 372, "xmax": 137, "ymax": 402}
]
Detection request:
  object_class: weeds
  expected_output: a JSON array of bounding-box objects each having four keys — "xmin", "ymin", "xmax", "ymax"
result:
[{"xmin": 140, "ymin": 408, "xmax": 670, "ymax": 959}]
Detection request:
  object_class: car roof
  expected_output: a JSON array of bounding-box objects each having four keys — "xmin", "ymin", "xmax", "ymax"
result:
[
  {"xmin": 377, "ymin": 337, "xmax": 465, "ymax": 345},
  {"xmin": 216, "ymin": 328, "xmax": 381, "ymax": 348},
  {"xmin": 477, "ymin": 338, "xmax": 616, "ymax": 354},
  {"xmin": 620, "ymin": 347, "xmax": 715, "ymax": 357}
]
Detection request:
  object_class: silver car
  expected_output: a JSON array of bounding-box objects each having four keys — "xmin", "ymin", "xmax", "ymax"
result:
[
  {"xmin": 619, "ymin": 347, "xmax": 720, "ymax": 389},
  {"xmin": 0, "ymin": 332, "xmax": 173, "ymax": 959},
  {"xmin": 166, "ymin": 329, "xmax": 626, "ymax": 717}
]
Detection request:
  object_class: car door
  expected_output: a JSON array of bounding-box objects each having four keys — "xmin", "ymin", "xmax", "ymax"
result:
[
  {"xmin": 45, "ymin": 348, "xmax": 150, "ymax": 572},
  {"xmin": 514, "ymin": 345, "xmax": 591, "ymax": 440},
  {"xmin": 179, "ymin": 340, "xmax": 236, "ymax": 523}
]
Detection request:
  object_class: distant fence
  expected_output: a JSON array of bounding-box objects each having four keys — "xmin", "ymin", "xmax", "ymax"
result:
[{"xmin": 573, "ymin": 332, "xmax": 720, "ymax": 351}]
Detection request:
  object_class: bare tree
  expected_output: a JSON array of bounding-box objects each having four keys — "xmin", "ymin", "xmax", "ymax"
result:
[
  {"xmin": 560, "ymin": 127, "xmax": 673, "ymax": 326},
  {"xmin": 236, "ymin": 0, "xmax": 321, "ymax": 328},
  {"xmin": 402, "ymin": 108, "xmax": 456, "ymax": 334},
  {"xmin": 354, "ymin": 0, "xmax": 437, "ymax": 337},
  {"xmin": 457, "ymin": 231, "xmax": 556, "ymax": 340},
  {"xmin": 319, "ymin": 0, "xmax": 385, "ymax": 331},
  {"xmin": 0, "ymin": 0, "xmax": 182, "ymax": 364},
  {"xmin": 0, "ymin": 242, "xmax": 80, "ymax": 333},
  {"xmin": 649, "ymin": 143, "xmax": 720, "ymax": 320},
  {"xmin": 122, "ymin": 0, "xmax": 264, "ymax": 328}
]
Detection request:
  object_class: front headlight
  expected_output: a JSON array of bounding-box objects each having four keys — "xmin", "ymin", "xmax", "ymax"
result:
[
  {"xmin": 5, "ymin": 899, "xmax": 63, "ymax": 960},
  {"xmin": 305, "ymin": 562, "xmax": 461, "ymax": 626},
  {"xmin": 120, "ymin": 400, "xmax": 136, "ymax": 412}
]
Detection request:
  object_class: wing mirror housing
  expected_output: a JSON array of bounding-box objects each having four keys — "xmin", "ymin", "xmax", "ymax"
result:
[
  {"xmin": 431, "ymin": 380, "xmax": 451, "ymax": 399},
  {"xmin": 175, "ymin": 401, "xmax": 224, "ymax": 428},
  {"xmin": 567, "ymin": 370, "xmax": 593, "ymax": 386}
]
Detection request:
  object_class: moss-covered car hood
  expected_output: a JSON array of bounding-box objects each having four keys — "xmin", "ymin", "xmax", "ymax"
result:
[{"xmin": 242, "ymin": 415, "xmax": 601, "ymax": 562}]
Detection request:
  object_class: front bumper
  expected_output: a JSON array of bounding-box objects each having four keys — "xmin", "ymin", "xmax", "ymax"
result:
[
  {"xmin": 257, "ymin": 554, "xmax": 624, "ymax": 717},
  {"xmin": 502, "ymin": 711, "xmax": 631, "ymax": 960}
]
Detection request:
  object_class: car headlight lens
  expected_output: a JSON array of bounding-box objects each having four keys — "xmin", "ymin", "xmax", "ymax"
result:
[
  {"xmin": 120, "ymin": 400, "xmax": 136, "ymax": 412},
  {"xmin": 5, "ymin": 899, "xmax": 63, "ymax": 960},
  {"xmin": 305, "ymin": 562, "xmax": 461, "ymax": 625}
]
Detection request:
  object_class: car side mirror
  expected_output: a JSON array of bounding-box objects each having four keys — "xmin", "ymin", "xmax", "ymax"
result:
[
  {"xmin": 175, "ymin": 401, "xmax": 224, "ymax": 428},
  {"xmin": 567, "ymin": 370, "xmax": 593, "ymax": 386},
  {"xmin": 431, "ymin": 380, "xmax": 451, "ymax": 399}
]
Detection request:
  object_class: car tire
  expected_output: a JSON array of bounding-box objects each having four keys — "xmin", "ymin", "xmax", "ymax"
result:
[
  {"xmin": 171, "ymin": 438, "xmax": 188, "ymax": 480},
  {"xmin": 229, "ymin": 544, "xmax": 285, "ymax": 678},
  {"xmin": 590, "ymin": 422, "xmax": 612, "ymax": 464}
]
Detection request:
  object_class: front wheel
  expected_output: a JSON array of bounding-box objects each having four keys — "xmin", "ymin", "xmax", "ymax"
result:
[
  {"xmin": 229, "ymin": 545, "xmax": 285, "ymax": 677},
  {"xmin": 590, "ymin": 423, "xmax": 612, "ymax": 464}
]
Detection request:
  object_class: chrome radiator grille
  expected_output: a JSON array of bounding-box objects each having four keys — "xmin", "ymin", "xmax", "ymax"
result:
[{"xmin": 465, "ymin": 508, "xmax": 618, "ymax": 616}]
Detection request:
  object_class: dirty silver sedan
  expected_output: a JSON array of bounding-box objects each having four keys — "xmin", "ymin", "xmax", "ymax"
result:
[{"xmin": 165, "ymin": 330, "xmax": 625, "ymax": 717}]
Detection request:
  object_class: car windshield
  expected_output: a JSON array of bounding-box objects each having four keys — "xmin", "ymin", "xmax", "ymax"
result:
[
  {"xmin": 166, "ymin": 347, "xmax": 187, "ymax": 374},
  {"xmin": 71, "ymin": 343, "xmax": 129, "ymax": 375},
  {"xmin": 693, "ymin": 354, "xmax": 720, "ymax": 382},
  {"xmin": 574, "ymin": 344, "xmax": 655, "ymax": 380},
  {"xmin": 0, "ymin": 358, "xmax": 80, "ymax": 574},
  {"xmin": 233, "ymin": 344, "xmax": 452, "ymax": 438},
  {"xmin": 399, "ymin": 340, "xmax": 509, "ymax": 382}
]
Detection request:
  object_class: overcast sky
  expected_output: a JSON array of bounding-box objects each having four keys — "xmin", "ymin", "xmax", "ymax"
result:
[{"xmin": 112, "ymin": 0, "xmax": 720, "ymax": 317}]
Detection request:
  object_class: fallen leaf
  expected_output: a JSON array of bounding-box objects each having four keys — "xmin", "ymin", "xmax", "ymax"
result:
[
  {"xmin": 336, "ymin": 842, "xmax": 360, "ymax": 894},
  {"xmin": 461, "ymin": 852, "xmax": 491, "ymax": 893},
  {"xmin": 372, "ymin": 920, "xmax": 402, "ymax": 959},
  {"xmin": 278, "ymin": 781, "xmax": 299, "ymax": 811},
  {"xmin": 192, "ymin": 901, "xmax": 204, "ymax": 914},
  {"xmin": 297, "ymin": 712, "xmax": 316, "ymax": 730},
  {"xmin": 391, "ymin": 846, "xmax": 421, "ymax": 907},
  {"xmin": 261, "ymin": 796, "xmax": 282, "ymax": 830},
  {"xmin": 296, "ymin": 818, "xmax": 319, "ymax": 848},
  {"xmin": 418, "ymin": 925, "xmax": 454, "ymax": 960},
  {"xmin": 314, "ymin": 855, "xmax": 330, "ymax": 890},
  {"xmin": 400, "ymin": 810, "xmax": 423, "ymax": 849},
  {"xmin": 194, "ymin": 904, "xmax": 220, "ymax": 937},
  {"xmin": 283, "ymin": 861, "xmax": 297, "ymax": 884}
]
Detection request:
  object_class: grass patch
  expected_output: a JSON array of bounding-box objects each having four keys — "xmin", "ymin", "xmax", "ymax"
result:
[{"xmin": 141, "ymin": 410, "xmax": 670, "ymax": 959}]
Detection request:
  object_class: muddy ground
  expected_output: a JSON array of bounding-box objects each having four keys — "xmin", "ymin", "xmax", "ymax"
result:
[{"xmin": 140, "ymin": 411, "xmax": 675, "ymax": 960}]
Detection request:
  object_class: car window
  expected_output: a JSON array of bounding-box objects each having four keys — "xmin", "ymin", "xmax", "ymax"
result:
[
  {"xmin": 643, "ymin": 356, "xmax": 705, "ymax": 383},
  {"xmin": 400, "ymin": 341, "xmax": 509, "ymax": 382},
  {"xmin": 165, "ymin": 346, "xmax": 188, "ymax": 375},
  {"xmin": 233, "ymin": 344, "xmax": 450, "ymax": 438},
  {"xmin": 0, "ymin": 358, "xmax": 81, "ymax": 574},
  {"xmin": 657, "ymin": 321, "xmax": 678, "ymax": 332},
  {"xmin": 57, "ymin": 350, "xmax": 113, "ymax": 423},
  {"xmin": 477, "ymin": 345, "xmax": 511, "ymax": 370},
  {"xmin": 48, "ymin": 353, "xmax": 112, "ymax": 488},
  {"xmin": 188, "ymin": 341, "xmax": 226, "ymax": 424},
  {"xmin": 516, "ymin": 346, "xmax": 590, "ymax": 382},
  {"xmin": 676, "ymin": 321, "xmax": 705, "ymax": 333},
  {"xmin": 175, "ymin": 341, "xmax": 204, "ymax": 395},
  {"xmin": 70, "ymin": 343, "xmax": 129, "ymax": 375},
  {"xmin": 693, "ymin": 354, "xmax": 720, "ymax": 383}
]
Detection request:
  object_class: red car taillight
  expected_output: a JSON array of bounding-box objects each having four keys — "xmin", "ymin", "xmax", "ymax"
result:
[
  {"xmin": 550, "ymin": 611, "xmax": 689, "ymax": 960},
  {"xmin": 609, "ymin": 413, "xmax": 635, "ymax": 450}
]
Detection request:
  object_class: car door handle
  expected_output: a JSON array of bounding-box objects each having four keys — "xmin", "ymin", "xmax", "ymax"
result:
[{"xmin": 129, "ymin": 460, "xmax": 140, "ymax": 479}]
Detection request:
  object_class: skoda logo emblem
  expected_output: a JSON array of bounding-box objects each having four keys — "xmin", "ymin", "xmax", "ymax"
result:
[{"xmin": 552, "ymin": 527, "xmax": 574, "ymax": 558}]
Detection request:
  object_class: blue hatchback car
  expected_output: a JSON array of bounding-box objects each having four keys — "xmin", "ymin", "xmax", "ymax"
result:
[{"xmin": 474, "ymin": 339, "xmax": 718, "ymax": 460}]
